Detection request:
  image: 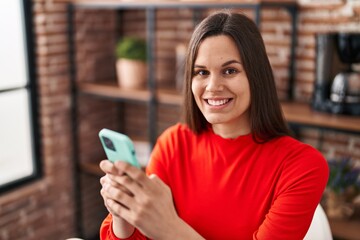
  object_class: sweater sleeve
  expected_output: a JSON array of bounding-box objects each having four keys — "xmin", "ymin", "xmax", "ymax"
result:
[
  {"xmin": 253, "ymin": 145, "xmax": 329, "ymax": 240},
  {"xmin": 100, "ymin": 214, "xmax": 148, "ymax": 240}
]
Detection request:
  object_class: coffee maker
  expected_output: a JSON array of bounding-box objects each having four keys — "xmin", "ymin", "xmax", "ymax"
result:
[{"xmin": 312, "ymin": 33, "xmax": 360, "ymax": 115}]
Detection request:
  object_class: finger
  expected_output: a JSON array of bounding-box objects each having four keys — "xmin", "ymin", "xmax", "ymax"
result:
[
  {"xmin": 100, "ymin": 174, "xmax": 120, "ymax": 188},
  {"xmin": 101, "ymin": 187, "xmax": 125, "ymax": 216},
  {"xmin": 101, "ymin": 173, "xmax": 134, "ymax": 196},
  {"xmin": 100, "ymin": 175, "xmax": 107, "ymax": 185},
  {"xmin": 114, "ymin": 161, "xmax": 149, "ymax": 187},
  {"xmin": 113, "ymin": 163, "xmax": 151, "ymax": 197},
  {"xmin": 106, "ymin": 198, "xmax": 130, "ymax": 218},
  {"xmin": 100, "ymin": 182, "xmax": 130, "ymax": 218},
  {"xmin": 108, "ymin": 173, "xmax": 124, "ymax": 185},
  {"xmin": 99, "ymin": 160, "xmax": 119, "ymax": 175},
  {"xmin": 101, "ymin": 160, "xmax": 128, "ymax": 176},
  {"xmin": 100, "ymin": 187, "xmax": 113, "ymax": 212},
  {"xmin": 107, "ymin": 172, "xmax": 142, "ymax": 197},
  {"xmin": 103, "ymin": 182, "xmax": 137, "ymax": 209},
  {"xmin": 101, "ymin": 173, "xmax": 121, "ymax": 185}
]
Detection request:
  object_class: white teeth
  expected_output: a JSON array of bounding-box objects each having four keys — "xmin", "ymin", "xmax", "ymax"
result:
[{"xmin": 207, "ymin": 99, "xmax": 230, "ymax": 106}]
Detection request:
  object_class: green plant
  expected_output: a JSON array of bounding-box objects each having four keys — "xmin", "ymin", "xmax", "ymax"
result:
[
  {"xmin": 115, "ymin": 37, "xmax": 147, "ymax": 62},
  {"xmin": 327, "ymin": 157, "xmax": 360, "ymax": 195}
]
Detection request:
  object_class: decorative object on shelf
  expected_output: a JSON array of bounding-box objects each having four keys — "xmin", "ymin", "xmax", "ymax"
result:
[
  {"xmin": 323, "ymin": 157, "xmax": 360, "ymax": 220},
  {"xmin": 115, "ymin": 37, "xmax": 147, "ymax": 89},
  {"xmin": 312, "ymin": 33, "xmax": 360, "ymax": 116}
]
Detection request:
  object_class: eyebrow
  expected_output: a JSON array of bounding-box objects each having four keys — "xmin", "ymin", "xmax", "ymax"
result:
[
  {"xmin": 193, "ymin": 60, "xmax": 242, "ymax": 69},
  {"xmin": 221, "ymin": 60, "xmax": 242, "ymax": 67}
]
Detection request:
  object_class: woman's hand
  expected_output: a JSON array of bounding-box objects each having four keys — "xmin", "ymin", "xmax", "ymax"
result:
[
  {"xmin": 100, "ymin": 160, "xmax": 135, "ymax": 238},
  {"xmin": 99, "ymin": 160, "xmax": 204, "ymax": 240}
]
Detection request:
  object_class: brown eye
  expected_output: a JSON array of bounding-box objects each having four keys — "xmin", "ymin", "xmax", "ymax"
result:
[
  {"xmin": 193, "ymin": 69, "xmax": 209, "ymax": 76},
  {"xmin": 224, "ymin": 68, "xmax": 238, "ymax": 75}
]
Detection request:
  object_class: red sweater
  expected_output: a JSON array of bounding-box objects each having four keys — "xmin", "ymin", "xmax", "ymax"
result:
[{"xmin": 100, "ymin": 123, "xmax": 329, "ymax": 240}]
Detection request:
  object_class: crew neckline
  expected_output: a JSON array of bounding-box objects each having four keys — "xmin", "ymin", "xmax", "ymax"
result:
[{"xmin": 207, "ymin": 125, "xmax": 254, "ymax": 143}]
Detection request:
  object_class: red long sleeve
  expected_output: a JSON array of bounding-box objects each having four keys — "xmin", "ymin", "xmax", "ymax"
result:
[{"xmin": 100, "ymin": 214, "xmax": 148, "ymax": 240}]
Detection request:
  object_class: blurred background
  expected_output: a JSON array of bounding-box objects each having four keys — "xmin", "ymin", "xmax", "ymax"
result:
[{"xmin": 0, "ymin": 0, "xmax": 359, "ymax": 239}]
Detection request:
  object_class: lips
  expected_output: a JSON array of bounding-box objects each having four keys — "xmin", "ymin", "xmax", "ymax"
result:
[{"xmin": 206, "ymin": 98, "xmax": 232, "ymax": 106}]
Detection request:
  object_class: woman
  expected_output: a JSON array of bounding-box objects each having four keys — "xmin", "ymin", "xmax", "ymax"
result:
[{"xmin": 99, "ymin": 10, "xmax": 329, "ymax": 240}]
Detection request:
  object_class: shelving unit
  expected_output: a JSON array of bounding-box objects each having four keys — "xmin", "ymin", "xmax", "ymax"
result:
[
  {"xmin": 78, "ymin": 81, "xmax": 360, "ymax": 130},
  {"xmin": 281, "ymin": 101, "xmax": 360, "ymax": 134},
  {"xmin": 68, "ymin": 0, "xmax": 299, "ymax": 148},
  {"xmin": 67, "ymin": 1, "xmax": 360, "ymax": 239},
  {"xmin": 77, "ymin": 80, "xmax": 360, "ymax": 133}
]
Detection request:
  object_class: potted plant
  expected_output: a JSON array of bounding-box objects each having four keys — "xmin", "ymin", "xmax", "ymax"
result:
[
  {"xmin": 323, "ymin": 157, "xmax": 360, "ymax": 219},
  {"xmin": 115, "ymin": 37, "xmax": 147, "ymax": 89}
]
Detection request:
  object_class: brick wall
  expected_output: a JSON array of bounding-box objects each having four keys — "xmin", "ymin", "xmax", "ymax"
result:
[
  {"xmin": 1, "ymin": 1, "xmax": 111, "ymax": 240},
  {"xmin": 118, "ymin": 2, "xmax": 360, "ymax": 162},
  {"xmin": 0, "ymin": 1, "xmax": 359, "ymax": 240},
  {"xmin": 0, "ymin": 1, "xmax": 78, "ymax": 239},
  {"xmin": 291, "ymin": 1, "xmax": 360, "ymax": 161}
]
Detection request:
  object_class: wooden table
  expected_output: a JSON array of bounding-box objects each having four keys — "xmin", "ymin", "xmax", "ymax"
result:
[{"xmin": 329, "ymin": 219, "xmax": 360, "ymax": 240}]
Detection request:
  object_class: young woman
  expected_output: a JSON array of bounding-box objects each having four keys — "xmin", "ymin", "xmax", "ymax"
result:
[{"xmin": 99, "ymin": 11, "xmax": 329, "ymax": 240}]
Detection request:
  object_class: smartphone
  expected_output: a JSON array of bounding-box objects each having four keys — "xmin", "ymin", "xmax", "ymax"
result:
[{"xmin": 99, "ymin": 128, "xmax": 141, "ymax": 168}]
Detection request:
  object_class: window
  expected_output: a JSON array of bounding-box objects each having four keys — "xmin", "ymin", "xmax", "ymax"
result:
[{"xmin": 0, "ymin": 0, "xmax": 41, "ymax": 193}]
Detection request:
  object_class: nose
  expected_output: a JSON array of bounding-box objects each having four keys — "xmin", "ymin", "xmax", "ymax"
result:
[{"xmin": 206, "ymin": 74, "xmax": 224, "ymax": 92}]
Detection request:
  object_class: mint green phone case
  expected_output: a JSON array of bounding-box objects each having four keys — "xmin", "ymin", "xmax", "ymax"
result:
[{"xmin": 99, "ymin": 128, "xmax": 141, "ymax": 168}]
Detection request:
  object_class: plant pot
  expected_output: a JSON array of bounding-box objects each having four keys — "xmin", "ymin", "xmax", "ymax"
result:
[{"xmin": 116, "ymin": 59, "xmax": 147, "ymax": 89}]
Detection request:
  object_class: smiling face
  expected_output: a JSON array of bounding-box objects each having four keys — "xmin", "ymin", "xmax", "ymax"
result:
[{"xmin": 191, "ymin": 35, "xmax": 251, "ymax": 138}]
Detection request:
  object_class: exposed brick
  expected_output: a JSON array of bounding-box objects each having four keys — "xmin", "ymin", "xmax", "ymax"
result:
[
  {"xmin": 2, "ymin": 1, "xmax": 360, "ymax": 240},
  {"xmin": 0, "ymin": 210, "xmax": 21, "ymax": 229}
]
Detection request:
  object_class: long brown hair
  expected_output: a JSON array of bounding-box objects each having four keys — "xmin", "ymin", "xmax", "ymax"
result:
[{"xmin": 183, "ymin": 10, "xmax": 290, "ymax": 142}]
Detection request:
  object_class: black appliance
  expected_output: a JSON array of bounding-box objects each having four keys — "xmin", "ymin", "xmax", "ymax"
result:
[{"xmin": 312, "ymin": 33, "xmax": 360, "ymax": 115}]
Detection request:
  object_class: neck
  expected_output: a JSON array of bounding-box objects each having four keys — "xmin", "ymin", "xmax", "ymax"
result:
[{"xmin": 212, "ymin": 122, "xmax": 251, "ymax": 139}]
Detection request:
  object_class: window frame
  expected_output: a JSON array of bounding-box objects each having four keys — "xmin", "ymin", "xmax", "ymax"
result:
[{"xmin": 0, "ymin": 0, "xmax": 41, "ymax": 194}]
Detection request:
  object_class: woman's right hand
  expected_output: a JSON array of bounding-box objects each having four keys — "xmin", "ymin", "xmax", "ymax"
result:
[
  {"xmin": 99, "ymin": 160, "xmax": 136, "ymax": 238},
  {"xmin": 100, "ymin": 159, "xmax": 205, "ymax": 240}
]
